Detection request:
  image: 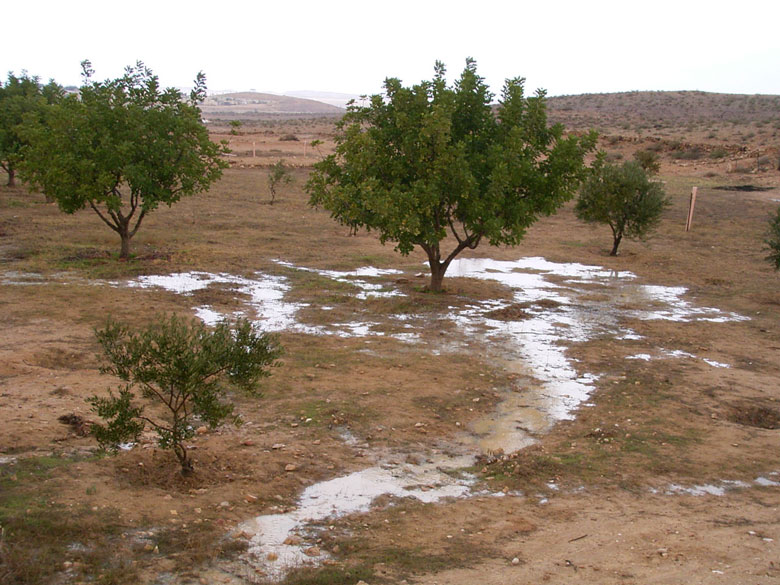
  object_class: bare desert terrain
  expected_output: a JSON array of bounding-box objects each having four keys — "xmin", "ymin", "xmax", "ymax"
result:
[{"xmin": 1, "ymin": 91, "xmax": 779, "ymax": 585}]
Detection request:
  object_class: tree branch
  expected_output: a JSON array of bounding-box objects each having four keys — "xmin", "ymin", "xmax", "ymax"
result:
[{"xmin": 88, "ymin": 200, "xmax": 120, "ymax": 233}]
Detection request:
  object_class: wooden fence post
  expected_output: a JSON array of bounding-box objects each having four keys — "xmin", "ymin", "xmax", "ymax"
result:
[{"xmin": 685, "ymin": 187, "xmax": 698, "ymax": 232}]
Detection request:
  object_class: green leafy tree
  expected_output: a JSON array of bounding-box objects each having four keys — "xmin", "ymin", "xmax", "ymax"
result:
[
  {"xmin": 20, "ymin": 61, "xmax": 229, "ymax": 258},
  {"xmin": 89, "ymin": 315, "xmax": 282, "ymax": 474},
  {"xmin": 0, "ymin": 72, "xmax": 63, "ymax": 187},
  {"xmin": 306, "ymin": 59, "xmax": 597, "ymax": 292},
  {"xmin": 267, "ymin": 159, "xmax": 293, "ymax": 203},
  {"xmin": 767, "ymin": 206, "xmax": 780, "ymax": 269},
  {"xmin": 575, "ymin": 160, "xmax": 669, "ymax": 256}
]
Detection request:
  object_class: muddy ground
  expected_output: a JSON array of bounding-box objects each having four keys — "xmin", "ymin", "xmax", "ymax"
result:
[{"xmin": 1, "ymin": 112, "xmax": 779, "ymax": 585}]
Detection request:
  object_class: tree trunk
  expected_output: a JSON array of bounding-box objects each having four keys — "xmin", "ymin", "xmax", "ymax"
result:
[
  {"xmin": 429, "ymin": 263, "xmax": 446, "ymax": 292},
  {"xmin": 6, "ymin": 168, "xmax": 15, "ymax": 187},
  {"xmin": 610, "ymin": 233, "xmax": 622, "ymax": 256},
  {"xmin": 119, "ymin": 229, "xmax": 132, "ymax": 259},
  {"xmin": 174, "ymin": 442, "xmax": 193, "ymax": 475}
]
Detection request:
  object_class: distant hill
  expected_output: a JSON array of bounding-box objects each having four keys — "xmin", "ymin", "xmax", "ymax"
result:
[
  {"xmin": 547, "ymin": 90, "xmax": 780, "ymax": 130},
  {"xmin": 283, "ymin": 90, "xmax": 361, "ymax": 109},
  {"xmin": 201, "ymin": 92, "xmax": 343, "ymax": 116}
]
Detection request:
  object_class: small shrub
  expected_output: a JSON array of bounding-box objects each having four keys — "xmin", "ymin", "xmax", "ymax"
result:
[
  {"xmin": 279, "ymin": 133, "xmax": 299, "ymax": 141},
  {"xmin": 633, "ymin": 150, "xmax": 660, "ymax": 174},
  {"xmin": 767, "ymin": 206, "xmax": 780, "ymax": 269},
  {"xmin": 89, "ymin": 314, "xmax": 282, "ymax": 474},
  {"xmin": 267, "ymin": 159, "xmax": 293, "ymax": 203},
  {"xmin": 673, "ymin": 148, "xmax": 704, "ymax": 161},
  {"xmin": 709, "ymin": 147, "xmax": 728, "ymax": 159}
]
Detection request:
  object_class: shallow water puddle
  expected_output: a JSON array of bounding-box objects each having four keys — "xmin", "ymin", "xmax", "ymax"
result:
[
  {"xmin": 627, "ymin": 349, "xmax": 731, "ymax": 368},
  {"xmin": 442, "ymin": 257, "xmax": 743, "ymax": 451},
  {"xmin": 652, "ymin": 472, "xmax": 780, "ymax": 496},
  {"xmin": 239, "ymin": 454, "xmax": 474, "ymax": 579}
]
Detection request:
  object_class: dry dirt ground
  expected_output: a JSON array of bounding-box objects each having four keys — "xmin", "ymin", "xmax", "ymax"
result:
[{"xmin": 1, "ymin": 109, "xmax": 779, "ymax": 585}]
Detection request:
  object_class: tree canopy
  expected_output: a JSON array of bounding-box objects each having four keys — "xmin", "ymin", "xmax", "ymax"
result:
[
  {"xmin": 0, "ymin": 72, "xmax": 63, "ymax": 186},
  {"xmin": 20, "ymin": 61, "xmax": 228, "ymax": 258},
  {"xmin": 89, "ymin": 314, "xmax": 282, "ymax": 473},
  {"xmin": 575, "ymin": 160, "xmax": 669, "ymax": 256},
  {"xmin": 306, "ymin": 59, "xmax": 597, "ymax": 291}
]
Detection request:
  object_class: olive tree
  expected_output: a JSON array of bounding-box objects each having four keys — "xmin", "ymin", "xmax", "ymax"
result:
[
  {"xmin": 89, "ymin": 314, "xmax": 282, "ymax": 474},
  {"xmin": 21, "ymin": 61, "xmax": 228, "ymax": 258},
  {"xmin": 306, "ymin": 59, "xmax": 597, "ymax": 292},
  {"xmin": 575, "ymin": 160, "xmax": 669, "ymax": 256},
  {"xmin": 0, "ymin": 72, "xmax": 63, "ymax": 187}
]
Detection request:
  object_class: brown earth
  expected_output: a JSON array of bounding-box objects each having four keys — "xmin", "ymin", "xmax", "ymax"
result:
[{"xmin": 1, "ymin": 92, "xmax": 779, "ymax": 584}]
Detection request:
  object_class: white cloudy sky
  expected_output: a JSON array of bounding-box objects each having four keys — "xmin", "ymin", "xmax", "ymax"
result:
[{"xmin": 3, "ymin": 0, "xmax": 779, "ymax": 97}]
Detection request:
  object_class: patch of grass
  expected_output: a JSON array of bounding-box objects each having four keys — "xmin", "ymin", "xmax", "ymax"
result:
[
  {"xmin": 672, "ymin": 147, "xmax": 705, "ymax": 160},
  {"xmin": 282, "ymin": 564, "xmax": 376, "ymax": 585},
  {"xmin": 154, "ymin": 522, "xmax": 247, "ymax": 571},
  {"xmin": 0, "ymin": 498, "xmax": 133, "ymax": 585},
  {"xmin": 0, "ymin": 453, "xmax": 141, "ymax": 584},
  {"xmin": 728, "ymin": 403, "xmax": 780, "ymax": 429},
  {"xmin": 709, "ymin": 147, "xmax": 728, "ymax": 159}
]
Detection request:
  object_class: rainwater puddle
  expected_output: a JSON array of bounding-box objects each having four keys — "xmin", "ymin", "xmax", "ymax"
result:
[
  {"xmin": 627, "ymin": 350, "xmax": 731, "ymax": 369},
  {"xmin": 652, "ymin": 472, "xmax": 780, "ymax": 496},
  {"xmin": 441, "ymin": 257, "xmax": 744, "ymax": 452},
  {"xmin": 275, "ymin": 260, "xmax": 404, "ymax": 300},
  {"xmin": 239, "ymin": 455, "xmax": 474, "ymax": 579}
]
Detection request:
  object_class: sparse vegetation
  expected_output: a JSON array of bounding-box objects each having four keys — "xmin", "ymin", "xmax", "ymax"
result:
[{"xmin": 767, "ymin": 206, "xmax": 780, "ymax": 269}]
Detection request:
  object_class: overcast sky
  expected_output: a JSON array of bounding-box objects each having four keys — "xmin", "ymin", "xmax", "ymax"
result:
[{"xmin": 3, "ymin": 0, "xmax": 779, "ymax": 98}]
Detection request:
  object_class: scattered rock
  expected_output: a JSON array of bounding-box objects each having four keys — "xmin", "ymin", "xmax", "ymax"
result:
[
  {"xmin": 284, "ymin": 535, "xmax": 302, "ymax": 546},
  {"xmin": 196, "ymin": 426, "xmax": 208, "ymax": 435},
  {"xmin": 219, "ymin": 501, "xmax": 230, "ymax": 509},
  {"xmin": 267, "ymin": 552, "xmax": 278, "ymax": 561},
  {"xmin": 303, "ymin": 546, "xmax": 321, "ymax": 557},
  {"xmin": 285, "ymin": 464, "xmax": 298, "ymax": 472},
  {"xmin": 511, "ymin": 557, "xmax": 521, "ymax": 565}
]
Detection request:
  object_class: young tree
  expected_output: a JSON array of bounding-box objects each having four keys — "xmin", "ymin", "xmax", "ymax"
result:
[
  {"xmin": 767, "ymin": 206, "xmax": 780, "ymax": 269},
  {"xmin": 229, "ymin": 119, "xmax": 243, "ymax": 135},
  {"xmin": 267, "ymin": 159, "xmax": 293, "ymax": 203},
  {"xmin": 20, "ymin": 61, "xmax": 229, "ymax": 258},
  {"xmin": 575, "ymin": 160, "xmax": 669, "ymax": 256},
  {"xmin": 306, "ymin": 59, "xmax": 597, "ymax": 292},
  {"xmin": 0, "ymin": 72, "xmax": 63, "ymax": 187},
  {"xmin": 89, "ymin": 315, "xmax": 282, "ymax": 474}
]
